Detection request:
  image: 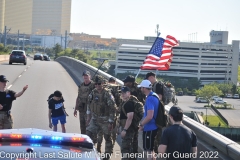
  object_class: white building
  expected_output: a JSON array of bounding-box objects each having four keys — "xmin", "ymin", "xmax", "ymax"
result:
[
  {"xmin": 31, "ymin": 35, "xmax": 72, "ymax": 48},
  {"xmin": 115, "ymin": 32, "xmax": 239, "ymax": 85}
]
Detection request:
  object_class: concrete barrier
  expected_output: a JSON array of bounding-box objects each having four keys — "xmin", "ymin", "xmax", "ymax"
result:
[
  {"xmin": 0, "ymin": 54, "xmax": 9, "ymax": 61},
  {"xmin": 56, "ymin": 56, "xmax": 240, "ymax": 160}
]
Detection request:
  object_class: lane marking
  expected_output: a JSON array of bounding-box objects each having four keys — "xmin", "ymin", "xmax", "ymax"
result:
[
  {"xmin": 19, "ymin": 75, "xmax": 22, "ymax": 78},
  {"xmin": 7, "ymin": 85, "xmax": 12, "ymax": 89}
]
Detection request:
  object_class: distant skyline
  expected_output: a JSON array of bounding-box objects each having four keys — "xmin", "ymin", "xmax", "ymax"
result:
[{"xmin": 71, "ymin": 0, "xmax": 240, "ymax": 44}]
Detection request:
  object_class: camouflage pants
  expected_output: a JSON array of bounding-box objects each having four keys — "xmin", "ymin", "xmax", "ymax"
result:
[
  {"xmin": 132, "ymin": 128, "xmax": 138, "ymax": 154},
  {"xmin": 79, "ymin": 112, "xmax": 87, "ymax": 134},
  {"xmin": 97, "ymin": 118, "xmax": 118, "ymax": 152},
  {"xmin": 0, "ymin": 112, "xmax": 13, "ymax": 129},
  {"xmin": 86, "ymin": 118, "xmax": 113, "ymax": 154},
  {"xmin": 121, "ymin": 127, "xmax": 138, "ymax": 160},
  {"xmin": 153, "ymin": 128, "xmax": 162, "ymax": 153}
]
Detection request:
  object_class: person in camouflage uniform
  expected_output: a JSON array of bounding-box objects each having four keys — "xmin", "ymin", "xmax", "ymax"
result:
[
  {"xmin": 96, "ymin": 77, "xmax": 121, "ymax": 153},
  {"xmin": 123, "ymin": 75, "xmax": 145, "ymax": 104},
  {"xmin": 122, "ymin": 75, "xmax": 146, "ymax": 154},
  {"xmin": 119, "ymin": 86, "xmax": 139, "ymax": 160},
  {"xmin": 86, "ymin": 75, "xmax": 117, "ymax": 160},
  {"xmin": 74, "ymin": 71, "xmax": 95, "ymax": 134}
]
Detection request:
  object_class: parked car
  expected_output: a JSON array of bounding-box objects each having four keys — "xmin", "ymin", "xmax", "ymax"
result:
[
  {"xmin": 233, "ymin": 94, "xmax": 239, "ymax": 99},
  {"xmin": 34, "ymin": 53, "xmax": 43, "ymax": 60},
  {"xmin": 196, "ymin": 97, "xmax": 209, "ymax": 103},
  {"xmin": 211, "ymin": 96, "xmax": 220, "ymax": 101},
  {"xmin": 225, "ymin": 94, "xmax": 232, "ymax": 98},
  {"xmin": 215, "ymin": 99, "xmax": 227, "ymax": 104},
  {"xmin": 9, "ymin": 50, "xmax": 27, "ymax": 65},
  {"xmin": 177, "ymin": 91, "xmax": 183, "ymax": 96},
  {"xmin": 43, "ymin": 54, "xmax": 51, "ymax": 61}
]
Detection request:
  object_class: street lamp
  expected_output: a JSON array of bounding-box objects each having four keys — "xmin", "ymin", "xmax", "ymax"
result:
[{"xmin": 205, "ymin": 107, "xmax": 208, "ymax": 125}]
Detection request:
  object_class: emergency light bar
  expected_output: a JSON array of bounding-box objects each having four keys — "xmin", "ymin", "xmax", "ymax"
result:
[{"xmin": 0, "ymin": 128, "xmax": 93, "ymax": 147}]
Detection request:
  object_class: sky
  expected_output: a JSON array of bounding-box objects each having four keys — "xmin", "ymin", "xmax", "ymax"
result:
[{"xmin": 71, "ymin": 0, "xmax": 240, "ymax": 43}]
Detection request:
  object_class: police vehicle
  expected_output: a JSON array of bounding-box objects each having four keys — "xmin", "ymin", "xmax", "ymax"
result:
[{"xmin": 0, "ymin": 128, "xmax": 100, "ymax": 160}]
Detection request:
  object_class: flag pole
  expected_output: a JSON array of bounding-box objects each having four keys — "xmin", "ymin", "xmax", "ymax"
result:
[{"xmin": 135, "ymin": 69, "xmax": 141, "ymax": 79}]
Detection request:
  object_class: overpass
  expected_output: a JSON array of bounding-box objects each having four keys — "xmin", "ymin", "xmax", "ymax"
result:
[{"xmin": 56, "ymin": 56, "xmax": 240, "ymax": 160}]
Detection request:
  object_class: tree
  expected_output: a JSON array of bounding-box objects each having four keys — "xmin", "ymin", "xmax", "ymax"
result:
[
  {"xmin": 216, "ymin": 83, "xmax": 233, "ymax": 97},
  {"xmin": 195, "ymin": 85, "xmax": 222, "ymax": 105},
  {"xmin": 231, "ymin": 84, "xmax": 237, "ymax": 95},
  {"xmin": 183, "ymin": 88, "xmax": 189, "ymax": 95},
  {"xmin": 53, "ymin": 43, "xmax": 62, "ymax": 59},
  {"xmin": 187, "ymin": 78, "xmax": 201, "ymax": 91},
  {"xmin": 176, "ymin": 88, "xmax": 182, "ymax": 93}
]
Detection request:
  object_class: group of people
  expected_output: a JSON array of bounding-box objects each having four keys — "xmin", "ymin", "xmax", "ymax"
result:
[
  {"xmin": 0, "ymin": 71, "xmax": 198, "ymax": 160},
  {"xmin": 71, "ymin": 71, "xmax": 198, "ymax": 160}
]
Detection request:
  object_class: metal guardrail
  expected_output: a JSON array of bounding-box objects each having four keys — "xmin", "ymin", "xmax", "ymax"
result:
[{"xmin": 56, "ymin": 56, "xmax": 240, "ymax": 160}]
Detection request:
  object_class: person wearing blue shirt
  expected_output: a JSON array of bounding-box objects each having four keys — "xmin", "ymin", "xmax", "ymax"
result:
[{"xmin": 138, "ymin": 80, "xmax": 159, "ymax": 160}]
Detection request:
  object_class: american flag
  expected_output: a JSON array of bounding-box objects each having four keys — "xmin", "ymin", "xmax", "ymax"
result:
[{"xmin": 140, "ymin": 35, "xmax": 179, "ymax": 70}]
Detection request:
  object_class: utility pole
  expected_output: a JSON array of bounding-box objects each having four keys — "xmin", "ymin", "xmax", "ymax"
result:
[
  {"xmin": 23, "ymin": 34, "xmax": 25, "ymax": 51},
  {"xmin": 4, "ymin": 26, "xmax": 11, "ymax": 47},
  {"xmin": 17, "ymin": 30, "xmax": 19, "ymax": 50},
  {"xmin": 155, "ymin": 24, "xmax": 161, "ymax": 37},
  {"xmin": 61, "ymin": 34, "xmax": 62, "ymax": 47},
  {"xmin": 65, "ymin": 30, "xmax": 67, "ymax": 49},
  {"xmin": 0, "ymin": 32, "xmax": 2, "ymax": 43},
  {"xmin": 44, "ymin": 36, "xmax": 46, "ymax": 53}
]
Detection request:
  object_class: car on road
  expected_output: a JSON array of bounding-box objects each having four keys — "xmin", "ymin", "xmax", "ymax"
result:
[
  {"xmin": 34, "ymin": 53, "xmax": 43, "ymax": 60},
  {"xmin": 233, "ymin": 94, "xmax": 239, "ymax": 99},
  {"xmin": 43, "ymin": 54, "xmax": 51, "ymax": 61},
  {"xmin": 9, "ymin": 50, "xmax": 27, "ymax": 65},
  {"xmin": 215, "ymin": 99, "xmax": 227, "ymax": 104},
  {"xmin": 0, "ymin": 128, "xmax": 100, "ymax": 160},
  {"xmin": 196, "ymin": 97, "xmax": 209, "ymax": 103},
  {"xmin": 225, "ymin": 94, "xmax": 232, "ymax": 98},
  {"xmin": 211, "ymin": 96, "xmax": 220, "ymax": 101}
]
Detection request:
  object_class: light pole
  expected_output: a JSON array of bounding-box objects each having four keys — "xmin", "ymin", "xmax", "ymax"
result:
[{"xmin": 205, "ymin": 107, "xmax": 208, "ymax": 125}]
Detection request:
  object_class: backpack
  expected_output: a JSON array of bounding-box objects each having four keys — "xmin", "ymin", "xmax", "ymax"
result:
[
  {"xmin": 153, "ymin": 81, "xmax": 178, "ymax": 105},
  {"xmin": 122, "ymin": 95, "xmax": 144, "ymax": 128},
  {"xmin": 107, "ymin": 84, "xmax": 121, "ymax": 106},
  {"xmin": 47, "ymin": 94, "xmax": 54, "ymax": 101},
  {"xmin": 151, "ymin": 93, "xmax": 168, "ymax": 128}
]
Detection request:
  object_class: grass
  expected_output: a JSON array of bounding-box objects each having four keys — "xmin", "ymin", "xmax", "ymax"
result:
[{"xmin": 202, "ymin": 115, "xmax": 228, "ymax": 127}]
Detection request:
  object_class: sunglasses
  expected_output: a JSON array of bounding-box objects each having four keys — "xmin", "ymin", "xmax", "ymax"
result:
[{"xmin": 95, "ymin": 83, "xmax": 102, "ymax": 85}]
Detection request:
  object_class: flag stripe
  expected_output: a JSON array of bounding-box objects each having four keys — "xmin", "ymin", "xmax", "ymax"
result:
[{"xmin": 140, "ymin": 35, "xmax": 178, "ymax": 70}]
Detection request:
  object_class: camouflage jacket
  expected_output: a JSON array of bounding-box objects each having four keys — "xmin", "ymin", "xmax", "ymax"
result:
[
  {"xmin": 77, "ymin": 81, "xmax": 95, "ymax": 112},
  {"xmin": 107, "ymin": 83, "xmax": 122, "ymax": 107},
  {"xmin": 87, "ymin": 88, "xmax": 116, "ymax": 122}
]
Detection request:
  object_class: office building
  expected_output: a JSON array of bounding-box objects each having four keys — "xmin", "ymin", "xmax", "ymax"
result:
[{"xmin": 0, "ymin": 0, "xmax": 71, "ymax": 35}]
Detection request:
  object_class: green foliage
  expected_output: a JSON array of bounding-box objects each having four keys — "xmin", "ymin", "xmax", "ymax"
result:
[
  {"xmin": 0, "ymin": 43, "xmax": 4, "ymax": 51},
  {"xmin": 195, "ymin": 84, "xmax": 222, "ymax": 105},
  {"xmin": 183, "ymin": 88, "xmax": 189, "ymax": 95},
  {"xmin": 0, "ymin": 43, "xmax": 9, "ymax": 55},
  {"xmin": 53, "ymin": 43, "xmax": 63, "ymax": 59},
  {"xmin": 176, "ymin": 88, "xmax": 182, "ymax": 92},
  {"xmin": 231, "ymin": 84, "xmax": 237, "ymax": 94},
  {"xmin": 213, "ymin": 83, "xmax": 233, "ymax": 96}
]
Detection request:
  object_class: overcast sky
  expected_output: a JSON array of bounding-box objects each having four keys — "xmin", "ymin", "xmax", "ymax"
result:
[{"xmin": 71, "ymin": 0, "xmax": 240, "ymax": 43}]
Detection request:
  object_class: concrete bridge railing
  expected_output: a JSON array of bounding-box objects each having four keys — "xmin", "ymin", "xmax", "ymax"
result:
[{"xmin": 56, "ymin": 56, "xmax": 240, "ymax": 160}]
